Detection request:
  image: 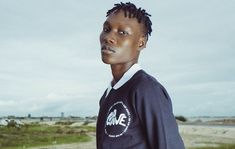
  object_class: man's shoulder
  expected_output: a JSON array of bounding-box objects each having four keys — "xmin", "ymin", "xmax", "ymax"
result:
[{"xmin": 132, "ymin": 70, "xmax": 162, "ymax": 90}]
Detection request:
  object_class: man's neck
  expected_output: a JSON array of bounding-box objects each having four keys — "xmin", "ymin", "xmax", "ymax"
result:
[{"xmin": 110, "ymin": 62, "xmax": 136, "ymax": 86}]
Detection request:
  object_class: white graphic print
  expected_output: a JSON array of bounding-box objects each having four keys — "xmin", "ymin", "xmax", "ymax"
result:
[
  {"xmin": 105, "ymin": 101, "xmax": 131, "ymax": 138},
  {"xmin": 106, "ymin": 109, "xmax": 127, "ymax": 127}
]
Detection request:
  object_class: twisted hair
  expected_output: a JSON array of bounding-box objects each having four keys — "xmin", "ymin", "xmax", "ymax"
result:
[{"xmin": 106, "ymin": 2, "xmax": 152, "ymax": 39}]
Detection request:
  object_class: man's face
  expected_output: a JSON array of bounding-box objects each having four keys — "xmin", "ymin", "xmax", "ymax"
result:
[{"xmin": 100, "ymin": 10, "xmax": 146, "ymax": 65}]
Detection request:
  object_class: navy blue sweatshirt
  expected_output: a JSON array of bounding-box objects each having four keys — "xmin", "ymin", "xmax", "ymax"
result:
[{"xmin": 96, "ymin": 69, "xmax": 185, "ymax": 149}]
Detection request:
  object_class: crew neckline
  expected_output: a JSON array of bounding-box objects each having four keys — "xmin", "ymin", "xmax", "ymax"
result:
[{"xmin": 105, "ymin": 63, "xmax": 142, "ymax": 97}]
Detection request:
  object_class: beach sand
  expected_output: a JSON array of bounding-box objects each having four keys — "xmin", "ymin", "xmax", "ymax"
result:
[{"xmin": 179, "ymin": 124, "xmax": 235, "ymax": 148}]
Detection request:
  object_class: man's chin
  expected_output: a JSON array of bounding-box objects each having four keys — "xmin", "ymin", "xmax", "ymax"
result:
[
  {"xmin": 102, "ymin": 59, "xmax": 111, "ymax": 64},
  {"xmin": 101, "ymin": 57, "xmax": 108, "ymax": 63},
  {"xmin": 102, "ymin": 57, "xmax": 116, "ymax": 65}
]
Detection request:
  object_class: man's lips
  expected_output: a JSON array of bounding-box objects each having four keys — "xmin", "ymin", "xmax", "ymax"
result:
[{"xmin": 101, "ymin": 45, "xmax": 116, "ymax": 53}]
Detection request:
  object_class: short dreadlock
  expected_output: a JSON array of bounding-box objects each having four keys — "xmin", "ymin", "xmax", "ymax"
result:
[{"xmin": 106, "ymin": 2, "xmax": 152, "ymax": 39}]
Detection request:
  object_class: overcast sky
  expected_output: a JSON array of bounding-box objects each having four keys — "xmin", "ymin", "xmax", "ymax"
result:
[{"xmin": 0, "ymin": 0, "xmax": 234, "ymax": 117}]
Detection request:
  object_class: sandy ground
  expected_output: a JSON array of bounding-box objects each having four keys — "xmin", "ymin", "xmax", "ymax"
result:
[
  {"xmin": 179, "ymin": 125, "xmax": 235, "ymax": 148},
  {"xmin": 29, "ymin": 124, "xmax": 235, "ymax": 149}
]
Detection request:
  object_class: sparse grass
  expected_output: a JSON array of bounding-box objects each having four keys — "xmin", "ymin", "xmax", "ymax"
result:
[
  {"xmin": 79, "ymin": 125, "xmax": 96, "ymax": 132},
  {"xmin": 0, "ymin": 123, "xmax": 93, "ymax": 149},
  {"xmin": 189, "ymin": 144, "xmax": 235, "ymax": 149}
]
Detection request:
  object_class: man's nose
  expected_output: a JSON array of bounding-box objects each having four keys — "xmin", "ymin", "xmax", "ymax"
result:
[{"xmin": 103, "ymin": 32, "xmax": 116, "ymax": 45}]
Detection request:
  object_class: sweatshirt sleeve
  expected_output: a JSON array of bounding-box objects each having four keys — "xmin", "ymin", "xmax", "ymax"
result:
[{"xmin": 134, "ymin": 79, "xmax": 185, "ymax": 149}]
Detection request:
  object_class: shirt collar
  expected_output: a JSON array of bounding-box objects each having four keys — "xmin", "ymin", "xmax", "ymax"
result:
[{"xmin": 105, "ymin": 63, "xmax": 142, "ymax": 97}]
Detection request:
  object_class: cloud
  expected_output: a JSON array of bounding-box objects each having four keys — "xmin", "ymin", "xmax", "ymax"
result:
[{"xmin": 0, "ymin": 0, "xmax": 234, "ymax": 117}]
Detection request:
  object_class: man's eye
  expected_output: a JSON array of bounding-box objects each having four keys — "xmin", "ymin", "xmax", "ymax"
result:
[
  {"xmin": 119, "ymin": 31, "xmax": 128, "ymax": 36},
  {"xmin": 103, "ymin": 27, "xmax": 110, "ymax": 32}
]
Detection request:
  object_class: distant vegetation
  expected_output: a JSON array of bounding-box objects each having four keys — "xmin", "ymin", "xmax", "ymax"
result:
[
  {"xmin": 175, "ymin": 115, "xmax": 187, "ymax": 122},
  {"xmin": 55, "ymin": 121, "xmax": 75, "ymax": 125},
  {"xmin": 0, "ymin": 122, "xmax": 94, "ymax": 149}
]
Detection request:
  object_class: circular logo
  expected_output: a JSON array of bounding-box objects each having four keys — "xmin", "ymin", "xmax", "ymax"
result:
[{"xmin": 105, "ymin": 101, "xmax": 131, "ymax": 138}]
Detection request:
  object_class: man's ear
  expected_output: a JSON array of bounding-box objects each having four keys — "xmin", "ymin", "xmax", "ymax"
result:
[{"xmin": 138, "ymin": 35, "xmax": 147, "ymax": 51}]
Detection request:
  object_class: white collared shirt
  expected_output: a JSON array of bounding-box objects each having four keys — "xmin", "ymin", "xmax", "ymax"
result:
[{"xmin": 105, "ymin": 63, "xmax": 142, "ymax": 97}]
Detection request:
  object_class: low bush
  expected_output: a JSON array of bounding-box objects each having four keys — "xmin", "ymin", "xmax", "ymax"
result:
[
  {"xmin": 55, "ymin": 121, "xmax": 74, "ymax": 125},
  {"xmin": 175, "ymin": 115, "xmax": 187, "ymax": 122}
]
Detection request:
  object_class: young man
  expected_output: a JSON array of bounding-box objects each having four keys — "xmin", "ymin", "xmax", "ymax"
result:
[{"xmin": 96, "ymin": 2, "xmax": 185, "ymax": 149}]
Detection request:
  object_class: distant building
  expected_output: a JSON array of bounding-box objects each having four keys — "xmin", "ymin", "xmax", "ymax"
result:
[{"xmin": 61, "ymin": 112, "xmax": 64, "ymax": 118}]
